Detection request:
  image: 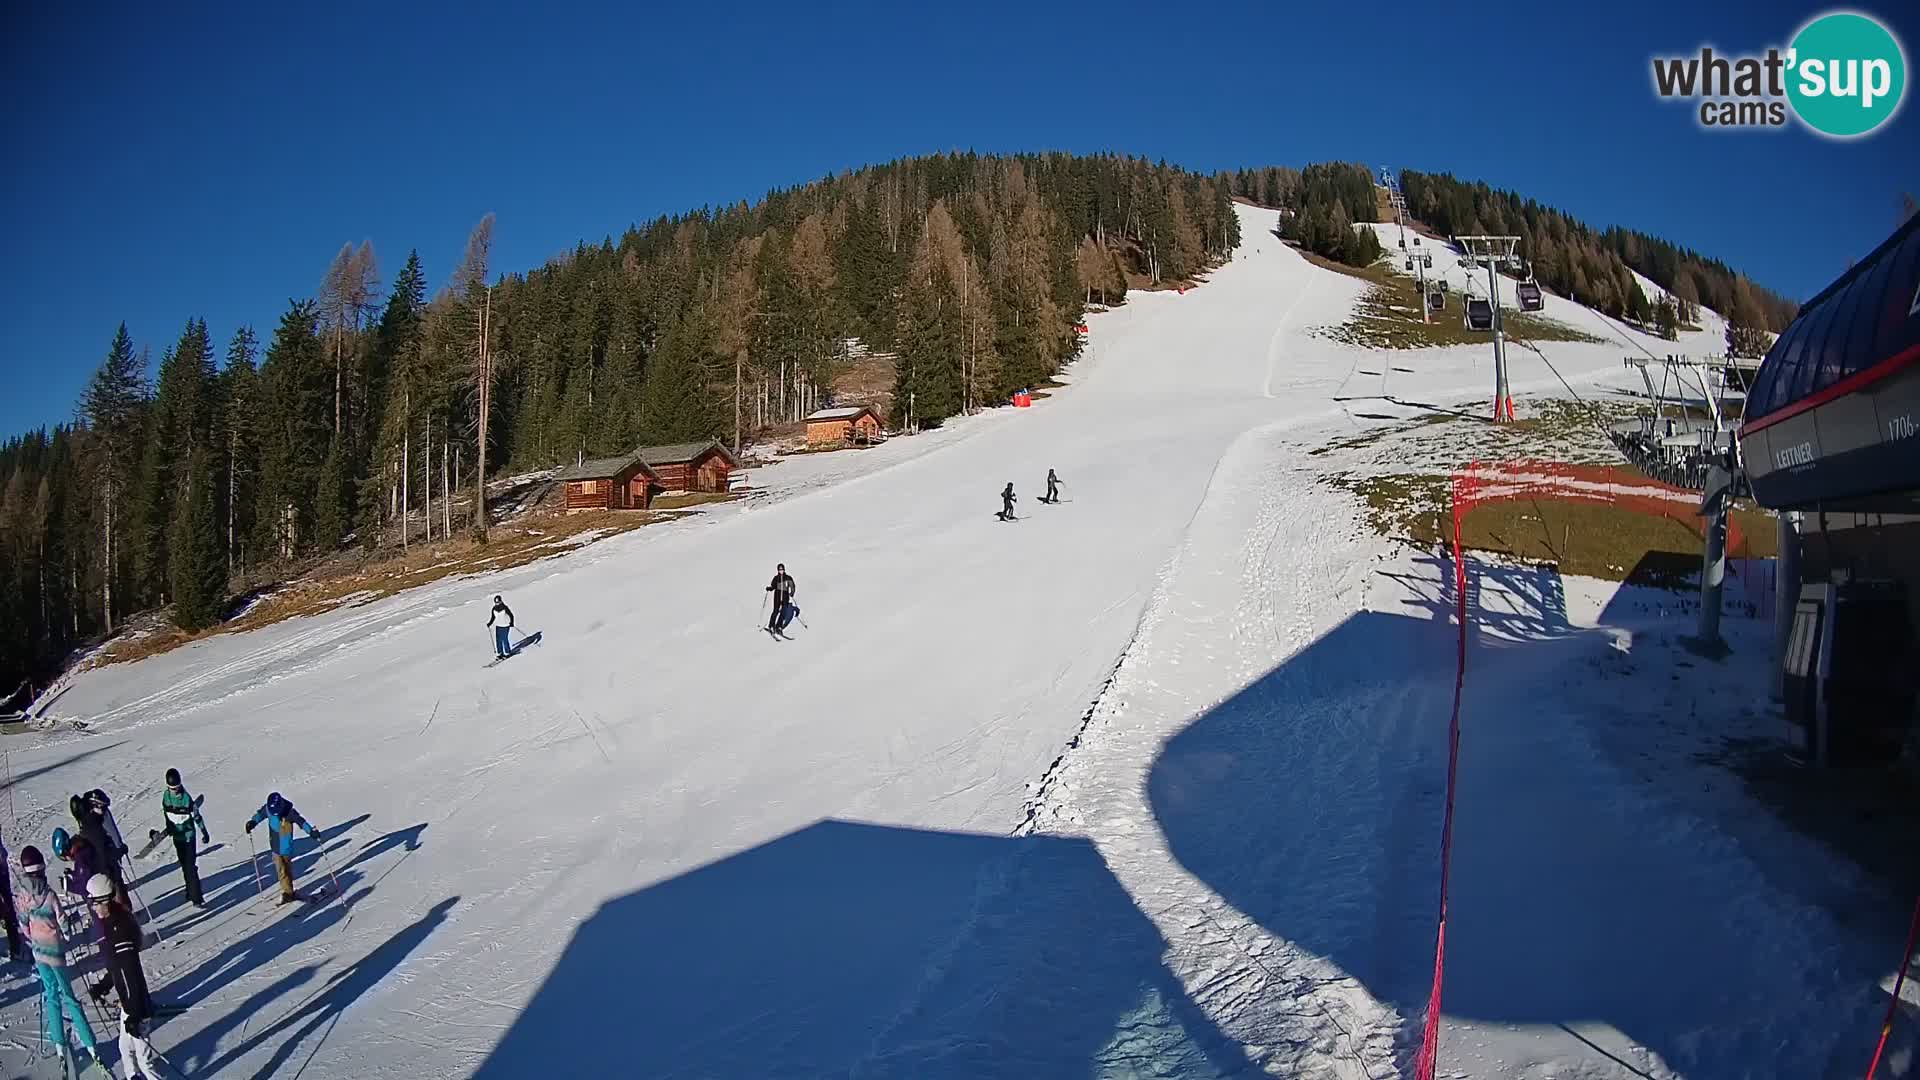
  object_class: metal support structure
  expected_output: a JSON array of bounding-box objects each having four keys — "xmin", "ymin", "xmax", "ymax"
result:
[
  {"xmin": 1381, "ymin": 168, "xmax": 1431, "ymax": 324},
  {"xmin": 1455, "ymin": 235, "xmax": 1521, "ymax": 420},
  {"xmin": 1772, "ymin": 511, "xmax": 1803, "ymax": 700}
]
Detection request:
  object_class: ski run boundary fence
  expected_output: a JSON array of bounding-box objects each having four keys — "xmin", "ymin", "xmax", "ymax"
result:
[{"xmin": 1417, "ymin": 462, "xmax": 1916, "ymax": 1079}]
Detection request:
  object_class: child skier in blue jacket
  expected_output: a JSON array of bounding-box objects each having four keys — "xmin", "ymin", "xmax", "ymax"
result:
[{"xmin": 245, "ymin": 793, "xmax": 320, "ymax": 904}]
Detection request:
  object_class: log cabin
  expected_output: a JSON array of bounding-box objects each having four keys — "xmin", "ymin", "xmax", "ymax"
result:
[
  {"xmin": 554, "ymin": 453, "xmax": 660, "ymax": 511},
  {"xmin": 637, "ymin": 440, "xmax": 738, "ymax": 494},
  {"xmin": 804, "ymin": 406, "xmax": 885, "ymax": 448}
]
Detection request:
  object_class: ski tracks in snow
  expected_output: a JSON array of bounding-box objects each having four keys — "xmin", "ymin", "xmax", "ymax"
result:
[{"xmin": 1022, "ymin": 420, "xmax": 1441, "ymax": 1077}]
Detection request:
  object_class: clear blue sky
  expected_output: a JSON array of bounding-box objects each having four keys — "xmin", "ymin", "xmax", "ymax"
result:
[{"xmin": 3, "ymin": 1, "xmax": 1913, "ymax": 437}]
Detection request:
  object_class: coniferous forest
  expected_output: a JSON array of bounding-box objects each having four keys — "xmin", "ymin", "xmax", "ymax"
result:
[
  {"xmin": 0, "ymin": 151, "xmax": 1804, "ymax": 695},
  {"xmin": 0, "ymin": 153, "xmax": 1242, "ymax": 692},
  {"xmin": 1398, "ymin": 170, "xmax": 1800, "ymax": 343}
]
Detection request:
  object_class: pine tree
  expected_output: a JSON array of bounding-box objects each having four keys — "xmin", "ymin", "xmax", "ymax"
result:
[
  {"xmin": 167, "ymin": 448, "xmax": 225, "ymax": 632},
  {"xmin": 80, "ymin": 325, "xmax": 148, "ymax": 632},
  {"xmin": 1653, "ymin": 296, "xmax": 1679, "ymax": 340},
  {"xmin": 221, "ymin": 327, "xmax": 260, "ymax": 573}
]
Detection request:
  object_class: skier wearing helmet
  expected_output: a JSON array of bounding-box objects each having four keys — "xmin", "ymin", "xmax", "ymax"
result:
[
  {"xmin": 158, "ymin": 767, "xmax": 211, "ymax": 907},
  {"xmin": 84, "ymin": 873, "xmax": 158, "ymax": 1079},
  {"xmin": 13, "ymin": 846, "xmax": 102, "ymax": 1075},
  {"xmin": 52, "ymin": 827, "xmax": 103, "ymax": 917},
  {"xmin": 486, "ymin": 594, "xmax": 517, "ymax": 659},
  {"xmin": 245, "ymin": 792, "xmax": 320, "ymax": 904},
  {"xmin": 70, "ymin": 793, "xmax": 126, "ymax": 905}
]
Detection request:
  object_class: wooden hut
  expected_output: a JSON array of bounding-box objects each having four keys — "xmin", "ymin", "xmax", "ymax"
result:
[
  {"xmin": 638, "ymin": 440, "xmax": 738, "ymax": 494},
  {"xmin": 554, "ymin": 452, "xmax": 659, "ymax": 511},
  {"xmin": 804, "ymin": 406, "xmax": 885, "ymax": 448}
]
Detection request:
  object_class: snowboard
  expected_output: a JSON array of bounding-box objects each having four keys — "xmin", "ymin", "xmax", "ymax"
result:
[{"xmin": 995, "ymin": 513, "xmax": 1021, "ymax": 522}]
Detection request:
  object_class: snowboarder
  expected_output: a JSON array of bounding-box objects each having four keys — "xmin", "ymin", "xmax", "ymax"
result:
[
  {"xmin": 487, "ymin": 594, "xmax": 517, "ymax": 659},
  {"xmin": 245, "ymin": 792, "xmax": 320, "ymax": 904},
  {"xmin": 70, "ymin": 794, "xmax": 127, "ymax": 905},
  {"xmin": 0, "ymin": 838, "xmax": 20, "ymax": 963},
  {"xmin": 1042, "ymin": 469, "xmax": 1062, "ymax": 504},
  {"xmin": 998, "ymin": 483, "xmax": 1017, "ymax": 521},
  {"xmin": 159, "ymin": 768, "xmax": 210, "ymax": 907},
  {"xmin": 765, "ymin": 564, "xmax": 796, "ymax": 633},
  {"xmin": 83, "ymin": 874, "xmax": 158, "ymax": 1080},
  {"xmin": 13, "ymin": 846, "xmax": 102, "ymax": 1075}
]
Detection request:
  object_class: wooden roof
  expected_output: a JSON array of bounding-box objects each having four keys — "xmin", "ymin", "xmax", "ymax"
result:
[
  {"xmin": 554, "ymin": 452, "xmax": 656, "ymax": 483},
  {"xmin": 805, "ymin": 406, "xmax": 877, "ymax": 423},
  {"xmin": 637, "ymin": 440, "xmax": 738, "ymax": 468}
]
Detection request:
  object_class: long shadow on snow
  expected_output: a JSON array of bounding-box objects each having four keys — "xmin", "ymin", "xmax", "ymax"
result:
[
  {"xmin": 190, "ymin": 896, "xmax": 458, "ymax": 1080},
  {"xmin": 1, "ymin": 741, "xmax": 128, "ymax": 789},
  {"xmin": 473, "ymin": 819, "xmax": 1251, "ymax": 1079},
  {"xmin": 1149, "ymin": 552, "xmax": 1888, "ymax": 1076},
  {"xmin": 134, "ymin": 815, "xmax": 371, "ymax": 928}
]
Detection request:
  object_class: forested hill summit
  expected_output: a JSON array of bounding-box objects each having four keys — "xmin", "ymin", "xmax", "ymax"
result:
[{"xmin": 0, "ymin": 153, "xmax": 1792, "ymax": 697}]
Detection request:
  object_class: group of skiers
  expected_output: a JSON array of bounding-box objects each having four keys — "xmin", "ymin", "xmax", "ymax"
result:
[
  {"xmin": 5, "ymin": 773, "xmax": 325, "ymax": 1077},
  {"xmin": 999, "ymin": 468, "xmax": 1064, "ymax": 521}
]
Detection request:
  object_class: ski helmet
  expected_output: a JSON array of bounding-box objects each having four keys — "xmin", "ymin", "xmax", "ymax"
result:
[
  {"xmin": 50, "ymin": 827, "xmax": 71, "ymax": 858},
  {"xmin": 18, "ymin": 846, "xmax": 44, "ymax": 874},
  {"xmin": 165, "ymin": 768, "xmax": 182, "ymax": 788},
  {"xmin": 267, "ymin": 792, "xmax": 285, "ymax": 815},
  {"xmin": 88, "ymin": 788, "xmax": 110, "ymax": 808},
  {"xmin": 493, "ymin": 595, "xmax": 502, "ymax": 604},
  {"xmin": 85, "ymin": 874, "xmax": 115, "ymax": 901},
  {"xmin": 777, "ymin": 563, "xmax": 785, "ymax": 572}
]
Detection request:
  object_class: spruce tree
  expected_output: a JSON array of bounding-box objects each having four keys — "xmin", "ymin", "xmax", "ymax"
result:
[
  {"xmin": 80, "ymin": 324, "xmax": 148, "ymax": 631},
  {"xmin": 167, "ymin": 448, "xmax": 225, "ymax": 632}
]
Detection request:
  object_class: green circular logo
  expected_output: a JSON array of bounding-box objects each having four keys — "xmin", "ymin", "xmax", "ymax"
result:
[{"xmin": 1787, "ymin": 12, "xmax": 1907, "ymax": 137}]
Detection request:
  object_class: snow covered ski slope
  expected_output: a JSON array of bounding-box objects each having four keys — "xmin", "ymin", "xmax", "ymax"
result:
[{"xmin": 3, "ymin": 205, "xmax": 1887, "ymax": 1079}]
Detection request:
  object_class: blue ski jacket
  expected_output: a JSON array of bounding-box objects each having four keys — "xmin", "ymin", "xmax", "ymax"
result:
[{"xmin": 246, "ymin": 801, "xmax": 318, "ymax": 856}]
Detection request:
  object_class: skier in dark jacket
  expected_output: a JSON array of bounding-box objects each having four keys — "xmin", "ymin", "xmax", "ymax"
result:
[
  {"xmin": 998, "ymin": 483, "xmax": 1017, "ymax": 521},
  {"xmin": 159, "ymin": 768, "xmax": 210, "ymax": 907},
  {"xmin": 1043, "ymin": 469, "xmax": 1062, "ymax": 504},
  {"xmin": 246, "ymin": 792, "xmax": 321, "ymax": 903},
  {"xmin": 0, "ymin": 839, "xmax": 19, "ymax": 962},
  {"xmin": 52, "ymin": 828, "xmax": 103, "ymax": 929},
  {"xmin": 84, "ymin": 873, "xmax": 157, "ymax": 1079},
  {"xmin": 765, "ymin": 565, "xmax": 796, "ymax": 632},
  {"xmin": 487, "ymin": 595, "xmax": 517, "ymax": 659},
  {"xmin": 71, "ymin": 794, "xmax": 127, "ymax": 906}
]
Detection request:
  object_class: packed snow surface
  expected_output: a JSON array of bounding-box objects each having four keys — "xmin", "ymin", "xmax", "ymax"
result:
[{"xmin": 0, "ymin": 206, "xmax": 1903, "ymax": 1078}]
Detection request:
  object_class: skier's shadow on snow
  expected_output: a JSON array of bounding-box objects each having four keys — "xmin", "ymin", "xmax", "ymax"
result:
[
  {"xmin": 137, "ymin": 814, "xmax": 373, "ymax": 929},
  {"xmin": 182, "ymin": 895, "xmax": 458, "ymax": 1079},
  {"xmin": 472, "ymin": 820, "xmax": 1252, "ymax": 1078}
]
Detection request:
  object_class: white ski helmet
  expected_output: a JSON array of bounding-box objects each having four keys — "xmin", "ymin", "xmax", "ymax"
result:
[{"xmin": 86, "ymin": 873, "xmax": 115, "ymax": 901}]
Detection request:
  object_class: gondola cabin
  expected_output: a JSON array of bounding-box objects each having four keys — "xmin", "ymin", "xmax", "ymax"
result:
[
  {"xmin": 1739, "ymin": 213, "xmax": 1920, "ymax": 767},
  {"xmin": 1516, "ymin": 280, "xmax": 1544, "ymax": 311},
  {"xmin": 638, "ymin": 440, "xmax": 739, "ymax": 494},
  {"xmin": 1464, "ymin": 296, "xmax": 1494, "ymax": 332},
  {"xmin": 555, "ymin": 453, "xmax": 659, "ymax": 511}
]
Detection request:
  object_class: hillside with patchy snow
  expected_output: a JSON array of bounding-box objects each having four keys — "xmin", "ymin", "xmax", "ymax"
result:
[{"xmin": 0, "ymin": 205, "xmax": 1905, "ymax": 1079}]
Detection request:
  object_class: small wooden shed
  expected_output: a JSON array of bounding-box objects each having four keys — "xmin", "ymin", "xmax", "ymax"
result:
[
  {"xmin": 805, "ymin": 406, "xmax": 885, "ymax": 448},
  {"xmin": 638, "ymin": 440, "xmax": 739, "ymax": 494},
  {"xmin": 555, "ymin": 453, "xmax": 659, "ymax": 511}
]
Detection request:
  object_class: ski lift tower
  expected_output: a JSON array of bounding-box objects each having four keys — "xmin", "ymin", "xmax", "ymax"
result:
[
  {"xmin": 1455, "ymin": 234, "xmax": 1523, "ymax": 420},
  {"xmin": 1381, "ymin": 168, "xmax": 1431, "ymax": 325}
]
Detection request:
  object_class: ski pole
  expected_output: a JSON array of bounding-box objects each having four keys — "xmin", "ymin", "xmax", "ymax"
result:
[
  {"xmin": 126, "ymin": 879, "xmax": 163, "ymax": 945},
  {"xmin": 318, "ymin": 846, "xmax": 345, "ymax": 904},
  {"xmin": 151, "ymin": 1044, "xmax": 190, "ymax": 1080},
  {"xmin": 244, "ymin": 831, "xmax": 266, "ymax": 899}
]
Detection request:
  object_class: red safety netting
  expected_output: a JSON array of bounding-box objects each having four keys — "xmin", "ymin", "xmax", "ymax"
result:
[
  {"xmin": 1414, "ymin": 464, "xmax": 1480, "ymax": 1080},
  {"xmin": 1865, "ymin": 893, "xmax": 1920, "ymax": 1079}
]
